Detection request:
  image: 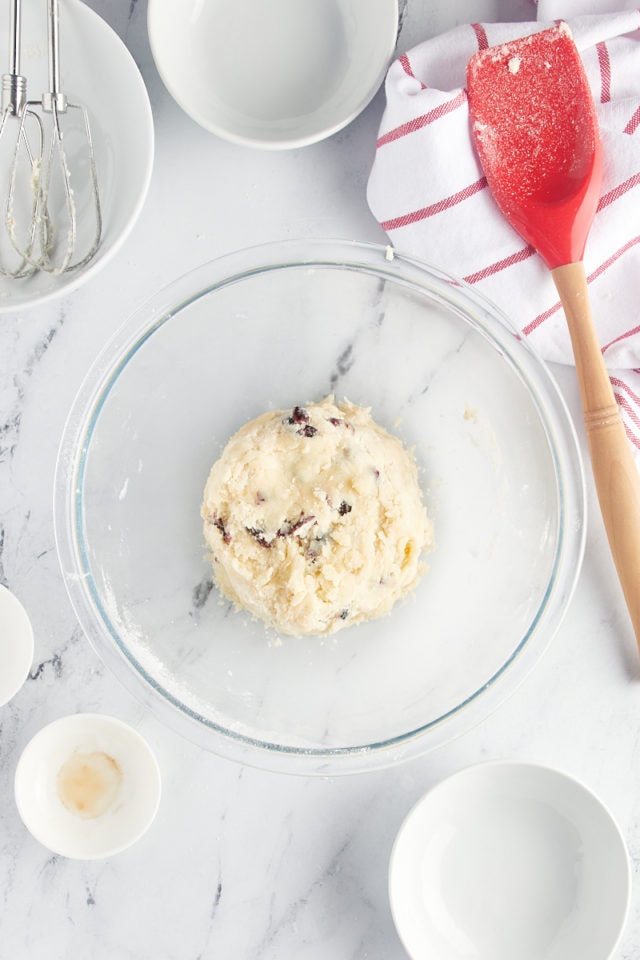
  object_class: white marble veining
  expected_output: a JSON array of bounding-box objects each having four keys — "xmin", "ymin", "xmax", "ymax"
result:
[{"xmin": 2, "ymin": 1, "xmax": 640, "ymax": 958}]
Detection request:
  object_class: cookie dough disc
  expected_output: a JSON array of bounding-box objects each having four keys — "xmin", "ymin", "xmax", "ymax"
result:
[{"xmin": 201, "ymin": 396, "xmax": 433, "ymax": 636}]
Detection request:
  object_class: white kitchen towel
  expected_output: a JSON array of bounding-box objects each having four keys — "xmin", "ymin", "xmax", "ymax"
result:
[{"xmin": 367, "ymin": 8, "xmax": 640, "ymax": 449}]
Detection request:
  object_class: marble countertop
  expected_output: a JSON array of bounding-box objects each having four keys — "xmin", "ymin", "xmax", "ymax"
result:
[{"xmin": 2, "ymin": 1, "xmax": 640, "ymax": 958}]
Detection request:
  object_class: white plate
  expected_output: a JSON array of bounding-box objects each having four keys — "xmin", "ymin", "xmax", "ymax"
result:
[
  {"xmin": 15, "ymin": 713, "xmax": 161, "ymax": 859},
  {"xmin": 0, "ymin": 585, "xmax": 34, "ymax": 706},
  {"xmin": 0, "ymin": 0, "xmax": 154, "ymax": 313},
  {"xmin": 389, "ymin": 762, "xmax": 631, "ymax": 960},
  {"xmin": 147, "ymin": 0, "xmax": 399, "ymax": 149}
]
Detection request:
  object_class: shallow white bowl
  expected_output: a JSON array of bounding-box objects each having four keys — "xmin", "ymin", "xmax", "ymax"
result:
[
  {"xmin": 389, "ymin": 762, "xmax": 631, "ymax": 960},
  {"xmin": 0, "ymin": 0, "xmax": 154, "ymax": 313},
  {"xmin": 54, "ymin": 239, "xmax": 585, "ymax": 775},
  {"xmin": 0, "ymin": 585, "xmax": 34, "ymax": 706},
  {"xmin": 147, "ymin": 0, "xmax": 399, "ymax": 149},
  {"xmin": 15, "ymin": 713, "xmax": 161, "ymax": 860}
]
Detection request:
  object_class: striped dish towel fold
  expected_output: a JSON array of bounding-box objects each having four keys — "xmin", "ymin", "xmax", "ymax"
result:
[{"xmin": 367, "ymin": 7, "xmax": 640, "ymax": 450}]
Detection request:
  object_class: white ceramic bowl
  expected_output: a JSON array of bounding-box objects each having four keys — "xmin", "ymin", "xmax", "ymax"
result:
[
  {"xmin": 0, "ymin": 585, "xmax": 34, "ymax": 706},
  {"xmin": 54, "ymin": 239, "xmax": 585, "ymax": 775},
  {"xmin": 147, "ymin": 0, "xmax": 399, "ymax": 149},
  {"xmin": 14, "ymin": 714, "xmax": 161, "ymax": 859},
  {"xmin": 389, "ymin": 762, "xmax": 631, "ymax": 960},
  {"xmin": 0, "ymin": 0, "xmax": 154, "ymax": 313}
]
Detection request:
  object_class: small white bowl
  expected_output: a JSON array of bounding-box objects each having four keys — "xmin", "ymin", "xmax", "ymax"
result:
[
  {"xmin": 15, "ymin": 714, "xmax": 161, "ymax": 860},
  {"xmin": 389, "ymin": 762, "xmax": 631, "ymax": 960},
  {"xmin": 147, "ymin": 0, "xmax": 399, "ymax": 149},
  {"xmin": 0, "ymin": 585, "xmax": 34, "ymax": 706}
]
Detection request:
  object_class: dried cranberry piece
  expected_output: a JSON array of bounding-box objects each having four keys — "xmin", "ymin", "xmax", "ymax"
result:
[
  {"xmin": 208, "ymin": 514, "xmax": 231, "ymax": 544},
  {"xmin": 284, "ymin": 406, "xmax": 317, "ymax": 437},
  {"xmin": 287, "ymin": 406, "xmax": 309, "ymax": 424},
  {"xmin": 327, "ymin": 416, "xmax": 354, "ymax": 432},
  {"xmin": 246, "ymin": 527, "xmax": 272, "ymax": 548},
  {"xmin": 277, "ymin": 514, "xmax": 316, "ymax": 538}
]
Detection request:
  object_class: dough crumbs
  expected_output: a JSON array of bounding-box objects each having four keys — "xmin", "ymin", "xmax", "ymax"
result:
[{"xmin": 201, "ymin": 396, "xmax": 434, "ymax": 637}]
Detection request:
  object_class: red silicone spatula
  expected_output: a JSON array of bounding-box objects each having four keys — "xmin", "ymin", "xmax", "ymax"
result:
[{"xmin": 467, "ymin": 24, "xmax": 640, "ymax": 651}]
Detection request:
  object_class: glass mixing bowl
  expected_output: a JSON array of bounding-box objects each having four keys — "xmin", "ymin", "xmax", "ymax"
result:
[{"xmin": 54, "ymin": 240, "xmax": 585, "ymax": 775}]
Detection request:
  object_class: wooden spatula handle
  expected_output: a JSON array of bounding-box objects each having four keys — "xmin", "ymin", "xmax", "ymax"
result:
[{"xmin": 553, "ymin": 261, "xmax": 640, "ymax": 649}]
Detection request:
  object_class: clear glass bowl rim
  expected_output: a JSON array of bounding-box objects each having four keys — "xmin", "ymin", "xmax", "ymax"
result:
[{"xmin": 53, "ymin": 238, "xmax": 586, "ymax": 775}]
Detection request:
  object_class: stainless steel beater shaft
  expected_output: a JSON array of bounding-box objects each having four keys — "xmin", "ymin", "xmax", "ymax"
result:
[
  {"xmin": 34, "ymin": 0, "xmax": 102, "ymax": 275},
  {"xmin": 0, "ymin": 0, "xmax": 44, "ymax": 278}
]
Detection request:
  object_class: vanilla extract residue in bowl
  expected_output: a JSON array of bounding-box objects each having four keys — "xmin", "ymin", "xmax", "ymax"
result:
[{"xmin": 57, "ymin": 751, "xmax": 123, "ymax": 820}]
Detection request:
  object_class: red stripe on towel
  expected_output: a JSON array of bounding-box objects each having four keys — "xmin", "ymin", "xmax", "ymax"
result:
[
  {"xmin": 399, "ymin": 53, "xmax": 415, "ymax": 78},
  {"xmin": 623, "ymin": 106, "xmax": 640, "ymax": 135},
  {"xmin": 611, "ymin": 376, "xmax": 640, "ymax": 406},
  {"xmin": 522, "ymin": 300, "xmax": 563, "ymax": 337},
  {"xmin": 615, "ymin": 392, "xmax": 640, "ymax": 430},
  {"xmin": 377, "ymin": 90, "xmax": 468, "ymax": 147},
  {"xmin": 380, "ymin": 177, "xmax": 487, "ymax": 230},
  {"xmin": 398, "ymin": 53, "xmax": 427, "ymax": 90},
  {"xmin": 471, "ymin": 23, "xmax": 489, "ymax": 50},
  {"xmin": 612, "ymin": 391, "xmax": 640, "ymax": 449},
  {"xmin": 463, "ymin": 245, "xmax": 536, "ymax": 284},
  {"xmin": 603, "ymin": 324, "xmax": 640, "ymax": 355},
  {"xmin": 596, "ymin": 42, "xmax": 611, "ymax": 103},
  {"xmin": 612, "ymin": 381, "xmax": 640, "ymax": 450},
  {"xmin": 522, "ymin": 235, "xmax": 640, "ymax": 336},
  {"xmin": 597, "ymin": 172, "xmax": 640, "ymax": 209},
  {"xmin": 587, "ymin": 234, "xmax": 640, "ymax": 283}
]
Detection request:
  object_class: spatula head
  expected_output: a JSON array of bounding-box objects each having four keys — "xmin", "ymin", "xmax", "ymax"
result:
[{"xmin": 466, "ymin": 24, "xmax": 602, "ymax": 269}]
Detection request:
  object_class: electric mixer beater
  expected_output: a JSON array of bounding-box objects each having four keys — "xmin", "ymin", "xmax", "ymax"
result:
[
  {"xmin": 32, "ymin": 0, "xmax": 102, "ymax": 274},
  {"xmin": 2, "ymin": 0, "xmax": 102, "ymax": 278},
  {"xmin": 0, "ymin": 0, "xmax": 44, "ymax": 277}
]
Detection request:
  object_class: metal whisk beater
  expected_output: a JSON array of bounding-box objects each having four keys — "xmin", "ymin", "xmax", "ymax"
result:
[
  {"xmin": 0, "ymin": 0, "xmax": 45, "ymax": 277},
  {"xmin": 8, "ymin": 0, "xmax": 102, "ymax": 276}
]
